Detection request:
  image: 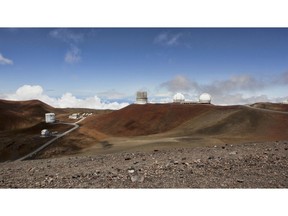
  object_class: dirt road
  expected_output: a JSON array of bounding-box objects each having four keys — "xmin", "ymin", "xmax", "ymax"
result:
[{"xmin": 16, "ymin": 118, "xmax": 86, "ymax": 161}]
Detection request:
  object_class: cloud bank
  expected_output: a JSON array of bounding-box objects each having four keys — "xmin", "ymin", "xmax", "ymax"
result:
[
  {"xmin": 158, "ymin": 74, "xmax": 288, "ymax": 105},
  {"xmin": 0, "ymin": 53, "xmax": 13, "ymax": 65},
  {"xmin": 2, "ymin": 85, "xmax": 129, "ymax": 110},
  {"xmin": 97, "ymin": 89, "xmax": 126, "ymax": 100},
  {"xmin": 160, "ymin": 75, "xmax": 199, "ymax": 93}
]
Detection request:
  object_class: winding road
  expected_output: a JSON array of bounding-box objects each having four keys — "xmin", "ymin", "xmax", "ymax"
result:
[
  {"xmin": 15, "ymin": 104, "xmax": 288, "ymax": 162},
  {"xmin": 16, "ymin": 117, "xmax": 86, "ymax": 161}
]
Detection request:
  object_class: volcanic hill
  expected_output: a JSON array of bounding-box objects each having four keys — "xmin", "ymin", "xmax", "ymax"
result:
[
  {"xmin": 0, "ymin": 99, "xmax": 56, "ymax": 131},
  {"xmin": 80, "ymin": 103, "xmax": 288, "ymax": 141},
  {"xmin": 35, "ymin": 102, "xmax": 287, "ymax": 159},
  {"xmin": 1, "ymin": 100, "xmax": 288, "ymax": 161},
  {"xmin": 0, "ymin": 99, "xmax": 109, "ymax": 161}
]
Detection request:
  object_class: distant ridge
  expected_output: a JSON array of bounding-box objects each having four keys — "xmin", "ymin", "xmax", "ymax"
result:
[{"xmin": 250, "ymin": 102, "xmax": 288, "ymax": 112}]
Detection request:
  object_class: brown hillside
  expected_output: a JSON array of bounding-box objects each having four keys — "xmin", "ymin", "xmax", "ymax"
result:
[
  {"xmin": 0, "ymin": 99, "xmax": 56, "ymax": 131},
  {"xmin": 0, "ymin": 99, "xmax": 111, "ymax": 161},
  {"xmin": 251, "ymin": 102, "xmax": 288, "ymax": 112},
  {"xmin": 191, "ymin": 106, "xmax": 288, "ymax": 140},
  {"xmin": 82, "ymin": 103, "xmax": 218, "ymax": 136},
  {"xmin": 81, "ymin": 103, "xmax": 288, "ymax": 141},
  {"xmin": 27, "ymin": 103, "xmax": 288, "ymax": 160}
]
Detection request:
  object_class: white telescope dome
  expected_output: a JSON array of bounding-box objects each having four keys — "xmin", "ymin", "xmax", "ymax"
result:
[
  {"xmin": 199, "ymin": 93, "xmax": 211, "ymax": 104},
  {"xmin": 173, "ymin": 93, "xmax": 185, "ymax": 103},
  {"xmin": 41, "ymin": 129, "xmax": 50, "ymax": 137}
]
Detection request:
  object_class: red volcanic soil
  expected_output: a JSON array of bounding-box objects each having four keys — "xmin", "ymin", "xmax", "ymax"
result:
[
  {"xmin": 81, "ymin": 103, "xmax": 288, "ymax": 142},
  {"xmin": 0, "ymin": 99, "xmax": 112, "ymax": 161},
  {"xmin": 0, "ymin": 99, "xmax": 56, "ymax": 131},
  {"xmin": 2, "ymin": 100, "xmax": 288, "ymax": 162},
  {"xmin": 0, "ymin": 99, "xmax": 101, "ymax": 130},
  {"xmin": 81, "ymin": 104, "xmax": 216, "ymax": 136}
]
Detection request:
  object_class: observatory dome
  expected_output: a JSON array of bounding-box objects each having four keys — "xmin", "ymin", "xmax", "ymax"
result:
[
  {"xmin": 199, "ymin": 93, "xmax": 211, "ymax": 104},
  {"xmin": 41, "ymin": 129, "xmax": 50, "ymax": 137},
  {"xmin": 173, "ymin": 93, "xmax": 185, "ymax": 103}
]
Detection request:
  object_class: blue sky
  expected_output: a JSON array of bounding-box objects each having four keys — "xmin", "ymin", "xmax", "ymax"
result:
[{"xmin": 1, "ymin": 28, "xmax": 288, "ymax": 108}]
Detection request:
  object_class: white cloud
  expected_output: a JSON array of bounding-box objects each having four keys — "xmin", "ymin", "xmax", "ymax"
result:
[
  {"xmin": 65, "ymin": 45, "xmax": 81, "ymax": 63},
  {"xmin": 160, "ymin": 75, "xmax": 199, "ymax": 93},
  {"xmin": 50, "ymin": 29, "xmax": 83, "ymax": 64},
  {"xmin": 160, "ymin": 74, "xmax": 267, "ymax": 96},
  {"xmin": 211, "ymin": 93, "xmax": 270, "ymax": 105},
  {"xmin": 0, "ymin": 53, "xmax": 13, "ymax": 65},
  {"xmin": 15, "ymin": 85, "xmax": 43, "ymax": 100},
  {"xmin": 158, "ymin": 73, "xmax": 288, "ymax": 105},
  {"xmin": 154, "ymin": 32, "xmax": 183, "ymax": 46},
  {"xmin": 49, "ymin": 29, "xmax": 83, "ymax": 43},
  {"xmin": 202, "ymin": 74, "xmax": 265, "ymax": 96},
  {"xmin": 97, "ymin": 90, "xmax": 126, "ymax": 100},
  {"xmin": 3, "ymin": 85, "xmax": 129, "ymax": 110}
]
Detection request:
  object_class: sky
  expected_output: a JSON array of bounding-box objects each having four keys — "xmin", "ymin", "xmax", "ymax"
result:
[{"xmin": 1, "ymin": 28, "xmax": 288, "ymax": 109}]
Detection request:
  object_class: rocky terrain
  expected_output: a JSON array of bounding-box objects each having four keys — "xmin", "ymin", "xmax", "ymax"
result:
[
  {"xmin": 1, "ymin": 100, "xmax": 288, "ymax": 188},
  {"xmin": 1, "ymin": 140, "xmax": 287, "ymax": 188}
]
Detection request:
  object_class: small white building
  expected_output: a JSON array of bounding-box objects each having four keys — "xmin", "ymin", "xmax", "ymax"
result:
[
  {"xmin": 69, "ymin": 113, "xmax": 80, "ymax": 119},
  {"xmin": 45, "ymin": 113, "xmax": 56, "ymax": 123},
  {"xmin": 283, "ymin": 99, "xmax": 288, "ymax": 104}
]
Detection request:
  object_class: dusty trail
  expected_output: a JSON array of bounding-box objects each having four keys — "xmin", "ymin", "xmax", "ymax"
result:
[{"xmin": 16, "ymin": 118, "xmax": 86, "ymax": 161}]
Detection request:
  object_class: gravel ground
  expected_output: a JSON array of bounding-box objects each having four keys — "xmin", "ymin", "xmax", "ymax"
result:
[{"xmin": 0, "ymin": 141, "xmax": 287, "ymax": 188}]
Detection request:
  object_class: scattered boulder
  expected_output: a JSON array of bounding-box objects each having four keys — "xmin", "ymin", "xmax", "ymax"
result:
[
  {"xmin": 130, "ymin": 175, "xmax": 145, "ymax": 183},
  {"xmin": 127, "ymin": 168, "xmax": 135, "ymax": 174}
]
